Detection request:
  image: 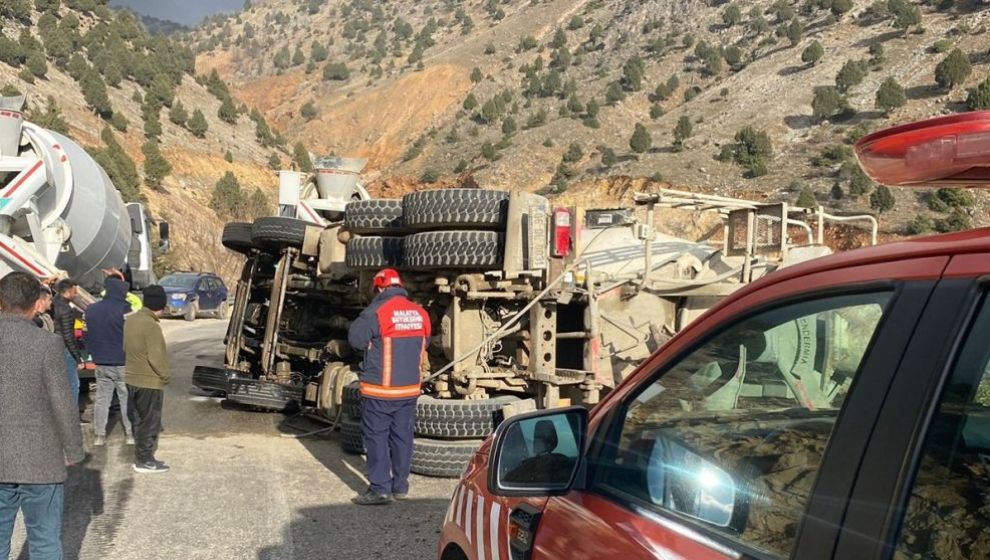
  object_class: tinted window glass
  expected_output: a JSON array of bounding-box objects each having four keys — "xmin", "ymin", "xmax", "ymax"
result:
[
  {"xmin": 894, "ymin": 295, "xmax": 990, "ymax": 560},
  {"xmin": 160, "ymin": 275, "xmax": 197, "ymax": 290},
  {"xmin": 594, "ymin": 292, "xmax": 891, "ymax": 558}
]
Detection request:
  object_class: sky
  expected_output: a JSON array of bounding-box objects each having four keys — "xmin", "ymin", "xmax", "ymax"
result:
[{"xmin": 108, "ymin": 0, "xmax": 244, "ymax": 26}]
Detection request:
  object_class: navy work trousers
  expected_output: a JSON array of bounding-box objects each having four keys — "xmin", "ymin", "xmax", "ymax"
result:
[{"xmin": 361, "ymin": 397, "xmax": 416, "ymax": 496}]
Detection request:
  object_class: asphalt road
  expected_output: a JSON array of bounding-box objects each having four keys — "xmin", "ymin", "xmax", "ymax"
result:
[{"xmin": 9, "ymin": 319, "xmax": 457, "ymax": 560}]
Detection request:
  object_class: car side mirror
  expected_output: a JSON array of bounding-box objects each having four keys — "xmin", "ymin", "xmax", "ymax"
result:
[
  {"xmin": 646, "ymin": 438, "xmax": 738, "ymax": 528},
  {"xmin": 487, "ymin": 406, "xmax": 587, "ymax": 496}
]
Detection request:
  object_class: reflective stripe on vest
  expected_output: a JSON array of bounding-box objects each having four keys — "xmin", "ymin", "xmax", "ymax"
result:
[{"xmin": 359, "ymin": 382, "xmax": 420, "ymax": 399}]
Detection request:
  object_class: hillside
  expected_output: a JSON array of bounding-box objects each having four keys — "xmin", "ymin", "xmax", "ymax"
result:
[
  {"xmin": 191, "ymin": 0, "xmax": 990, "ymax": 235},
  {"xmin": 0, "ymin": 0, "xmax": 281, "ymax": 282}
]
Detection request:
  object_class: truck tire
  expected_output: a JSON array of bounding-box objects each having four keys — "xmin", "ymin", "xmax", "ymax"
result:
[
  {"xmin": 184, "ymin": 302, "xmax": 197, "ymax": 322},
  {"xmin": 403, "ymin": 189, "xmax": 509, "ymax": 230},
  {"xmin": 340, "ymin": 417, "xmax": 365, "ymax": 455},
  {"xmin": 221, "ymin": 222, "xmax": 255, "ymax": 255},
  {"xmin": 411, "ymin": 438, "xmax": 483, "ymax": 478},
  {"xmin": 404, "ymin": 231, "xmax": 503, "ymax": 270},
  {"xmin": 345, "ymin": 236, "xmax": 404, "ymax": 269},
  {"xmin": 251, "ymin": 217, "xmax": 309, "ymax": 249},
  {"xmin": 414, "ymin": 395, "xmax": 518, "ymax": 439},
  {"xmin": 342, "ymin": 382, "xmax": 362, "ymax": 420},
  {"xmin": 345, "ymin": 199, "xmax": 405, "ymax": 234}
]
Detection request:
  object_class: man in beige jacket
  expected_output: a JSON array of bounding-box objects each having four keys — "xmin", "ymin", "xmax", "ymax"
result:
[{"xmin": 124, "ymin": 285, "xmax": 171, "ymax": 474}]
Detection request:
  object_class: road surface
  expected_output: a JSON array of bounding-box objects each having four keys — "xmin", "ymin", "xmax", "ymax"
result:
[{"xmin": 9, "ymin": 319, "xmax": 457, "ymax": 560}]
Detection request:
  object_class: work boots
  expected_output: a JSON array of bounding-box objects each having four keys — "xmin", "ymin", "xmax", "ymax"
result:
[{"xmin": 351, "ymin": 489, "xmax": 392, "ymax": 506}]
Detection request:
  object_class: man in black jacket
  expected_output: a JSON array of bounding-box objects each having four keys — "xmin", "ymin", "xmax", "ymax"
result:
[
  {"xmin": 0, "ymin": 271, "xmax": 85, "ymax": 560},
  {"xmin": 53, "ymin": 280, "xmax": 85, "ymax": 405}
]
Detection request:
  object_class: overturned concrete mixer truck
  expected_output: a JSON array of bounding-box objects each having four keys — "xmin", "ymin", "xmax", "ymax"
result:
[
  {"xmin": 194, "ymin": 159, "xmax": 878, "ymax": 477},
  {"xmin": 0, "ymin": 95, "xmax": 163, "ymax": 293}
]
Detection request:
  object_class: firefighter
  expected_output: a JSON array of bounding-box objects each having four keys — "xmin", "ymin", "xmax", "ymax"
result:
[{"xmin": 347, "ymin": 268, "xmax": 431, "ymax": 506}]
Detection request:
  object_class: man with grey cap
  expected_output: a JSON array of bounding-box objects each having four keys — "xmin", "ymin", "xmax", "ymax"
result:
[{"xmin": 124, "ymin": 285, "xmax": 172, "ymax": 473}]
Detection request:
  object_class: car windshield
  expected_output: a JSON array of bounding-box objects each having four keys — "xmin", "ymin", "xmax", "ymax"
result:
[{"xmin": 159, "ymin": 275, "xmax": 199, "ymax": 290}]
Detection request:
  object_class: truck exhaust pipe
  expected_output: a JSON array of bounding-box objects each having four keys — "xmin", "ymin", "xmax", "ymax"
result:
[{"xmin": 0, "ymin": 96, "xmax": 25, "ymax": 157}]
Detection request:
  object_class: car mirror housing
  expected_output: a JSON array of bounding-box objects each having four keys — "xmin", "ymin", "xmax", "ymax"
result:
[{"xmin": 487, "ymin": 406, "xmax": 588, "ymax": 497}]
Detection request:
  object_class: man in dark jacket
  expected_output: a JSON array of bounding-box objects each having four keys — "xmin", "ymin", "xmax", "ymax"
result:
[
  {"xmin": 84, "ymin": 276, "xmax": 134, "ymax": 446},
  {"xmin": 53, "ymin": 279, "xmax": 85, "ymax": 406},
  {"xmin": 348, "ymin": 268, "xmax": 431, "ymax": 505},
  {"xmin": 0, "ymin": 271, "xmax": 85, "ymax": 560}
]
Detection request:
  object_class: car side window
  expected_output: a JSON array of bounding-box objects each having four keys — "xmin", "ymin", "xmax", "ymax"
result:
[
  {"xmin": 894, "ymin": 294, "xmax": 990, "ymax": 560},
  {"xmin": 593, "ymin": 292, "xmax": 892, "ymax": 559}
]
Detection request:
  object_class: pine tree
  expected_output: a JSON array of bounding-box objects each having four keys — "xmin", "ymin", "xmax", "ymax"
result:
[
  {"xmin": 273, "ymin": 46, "xmax": 291, "ymax": 70},
  {"xmin": 601, "ymin": 147, "xmax": 617, "ymax": 168},
  {"xmin": 26, "ymin": 50, "xmax": 48, "ymax": 79},
  {"xmin": 300, "ymin": 101, "xmax": 318, "ymax": 121},
  {"xmin": 501, "ymin": 116, "xmax": 517, "ymax": 136},
  {"xmin": 224, "ymin": 150, "xmax": 234, "ymax": 163},
  {"xmin": 218, "ymin": 97, "xmax": 238, "ymax": 124},
  {"xmin": 188, "ymin": 109, "xmax": 208, "ymax": 138},
  {"xmin": 870, "ymin": 185, "xmax": 895, "ymax": 214},
  {"xmin": 836, "ymin": 60, "xmax": 868, "ymax": 93},
  {"xmin": 801, "ymin": 41, "xmax": 823, "ymax": 66},
  {"xmin": 605, "ymin": 82, "xmax": 625, "ymax": 105},
  {"xmin": 463, "ymin": 93, "xmax": 478, "ymax": 111},
  {"xmin": 81, "ymin": 71, "xmax": 112, "ymax": 118},
  {"xmin": 168, "ymin": 101, "xmax": 188, "ymax": 126},
  {"xmin": 831, "ymin": 183, "xmax": 844, "ymax": 200},
  {"xmin": 268, "ymin": 152, "xmax": 281, "ymax": 170},
  {"xmin": 935, "ymin": 49, "xmax": 972, "ymax": 91},
  {"xmin": 875, "ymin": 77, "xmax": 906, "ymax": 114},
  {"xmin": 796, "ymin": 185, "xmax": 817, "ymax": 208},
  {"xmin": 141, "ymin": 140, "xmax": 171, "ymax": 190},
  {"xmin": 210, "ymin": 171, "xmax": 244, "ymax": 218},
  {"xmin": 786, "ymin": 19, "xmax": 804, "ymax": 47},
  {"xmin": 470, "ymin": 67, "xmax": 483, "ymax": 83},
  {"xmin": 293, "ymin": 142, "xmax": 313, "ymax": 172},
  {"xmin": 629, "ymin": 123, "xmax": 653, "ymax": 154},
  {"xmin": 563, "ymin": 142, "xmax": 583, "ymax": 163},
  {"xmin": 291, "ymin": 46, "xmax": 305, "ymax": 67},
  {"xmin": 148, "ymin": 73, "xmax": 175, "ymax": 107},
  {"xmin": 481, "ymin": 141, "xmax": 498, "ymax": 161},
  {"xmin": 812, "ymin": 86, "xmax": 850, "ymax": 122},
  {"xmin": 966, "ymin": 78, "xmax": 990, "ymax": 111},
  {"xmin": 673, "ymin": 116, "xmax": 692, "ymax": 151}
]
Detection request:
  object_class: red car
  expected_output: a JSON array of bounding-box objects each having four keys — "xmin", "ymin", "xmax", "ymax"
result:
[{"xmin": 437, "ymin": 113, "xmax": 990, "ymax": 560}]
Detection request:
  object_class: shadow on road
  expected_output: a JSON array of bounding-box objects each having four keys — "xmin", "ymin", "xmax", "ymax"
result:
[
  {"xmin": 257, "ymin": 500, "xmax": 449, "ymax": 560},
  {"xmin": 277, "ymin": 415, "xmax": 370, "ymax": 496}
]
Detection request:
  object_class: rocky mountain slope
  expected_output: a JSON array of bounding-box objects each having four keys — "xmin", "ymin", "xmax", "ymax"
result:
[
  {"xmin": 191, "ymin": 0, "xmax": 990, "ymax": 235},
  {"xmin": 0, "ymin": 0, "xmax": 282, "ymax": 282}
]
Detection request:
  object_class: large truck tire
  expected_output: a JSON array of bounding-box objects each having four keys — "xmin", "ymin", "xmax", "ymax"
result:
[
  {"xmin": 221, "ymin": 222, "xmax": 255, "ymax": 255},
  {"xmin": 345, "ymin": 236, "xmax": 404, "ymax": 269},
  {"xmin": 344, "ymin": 199, "xmax": 405, "ymax": 234},
  {"xmin": 251, "ymin": 217, "xmax": 309, "ymax": 249},
  {"xmin": 402, "ymin": 189, "xmax": 509, "ymax": 230},
  {"xmin": 340, "ymin": 417, "xmax": 365, "ymax": 455},
  {"xmin": 414, "ymin": 395, "xmax": 518, "ymax": 439},
  {"xmin": 411, "ymin": 438, "xmax": 483, "ymax": 478},
  {"xmin": 342, "ymin": 381, "xmax": 362, "ymax": 420},
  {"xmin": 404, "ymin": 231, "xmax": 503, "ymax": 270}
]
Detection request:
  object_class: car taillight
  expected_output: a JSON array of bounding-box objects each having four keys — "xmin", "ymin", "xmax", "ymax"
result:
[{"xmin": 552, "ymin": 208, "xmax": 572, "ymax": 258}]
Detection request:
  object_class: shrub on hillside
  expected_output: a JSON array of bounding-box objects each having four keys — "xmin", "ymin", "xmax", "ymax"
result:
[
  {"xmin": 875, "ymin": 77, "xmax": 906, "ymax": 113},
  {"xmin": 934, "ymin": 48, "xmax": 971, "ymax": 90}
]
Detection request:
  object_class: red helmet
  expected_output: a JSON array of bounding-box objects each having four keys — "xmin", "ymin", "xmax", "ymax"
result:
[{"xmin": 373, "ymin": 268, "xmax": 403, "ymax": 289}]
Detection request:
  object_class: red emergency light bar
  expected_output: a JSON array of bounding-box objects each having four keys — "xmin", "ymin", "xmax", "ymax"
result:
[{"xmin": 854, "ymin": 111, "xmax": 990, "ymax": 187}]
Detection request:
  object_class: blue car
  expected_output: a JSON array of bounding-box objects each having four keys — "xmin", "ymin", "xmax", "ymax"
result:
[{"xmin": 159, "ymin": 272, "xmax": 229, "ymax": 321}]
